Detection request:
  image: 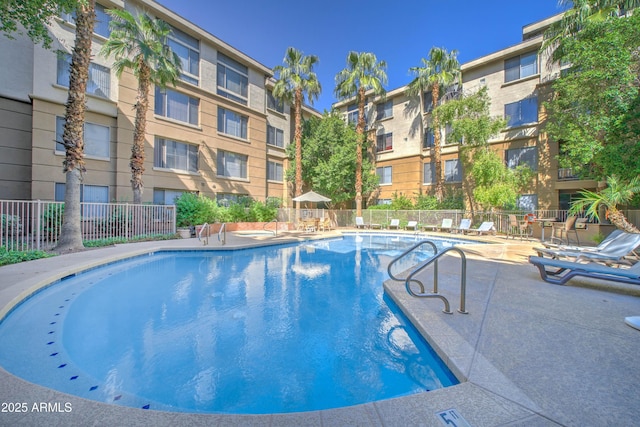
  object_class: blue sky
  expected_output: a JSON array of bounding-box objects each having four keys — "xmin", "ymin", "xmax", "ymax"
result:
[{"xmin": 156, "ymin": 0, "xmax": 566, "ymax": 112}]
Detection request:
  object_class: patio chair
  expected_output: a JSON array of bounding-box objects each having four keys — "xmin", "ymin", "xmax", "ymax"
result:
[
  {"xmin": 550, "ymin": 216, "xmax": 580, "ymax": 245},
  {"xmin": 388, "ymin": 219, "xmax": 400, "ymax": 230},
  {"xmin": 529, "ymin": 255, "xmax": 640, "ymax": 286},
  {"xmin": 454, "ymin": 218, "xmax": 472, "ymax": 234},
  {"xmin": 534, "ymin": 231, "xmax": 640, "ymax": 266},
  {"xmin": 355, "ymin": 216, "xmax": 368, "ymax": 229},
  {"xmin": 319, "ymin": 217, "xmax": 332, "ymax": 232},
  {"xmin": 506, "ymin": 214, "xmax": 530, "ymax": 240},
  {"xmin": 468, "ymin": 221, "xmax": 495, "ymax": 235},
  {"xmin": 405, "ymin": 220, "xmax": 419, "ymax": 231}
]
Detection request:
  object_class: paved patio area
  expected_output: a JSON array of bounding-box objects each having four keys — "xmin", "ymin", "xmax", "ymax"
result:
[{"xmin": 0, "ymin": 230, "xmax": 639, "ymax": 426}]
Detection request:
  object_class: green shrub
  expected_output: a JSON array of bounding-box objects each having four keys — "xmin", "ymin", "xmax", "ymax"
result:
[
  {"xmin": 41, "ymin": 204, "xmax": 64, "ymax": 238},
  {"xmin": 0, "ymin": 249, "xmax": 53, "ymax": 266},
  {"xmin": 175, "ymin": 193, "xmax": 219, "ymax": 227},
  {"xmin": 248, "ymin": 200, "xmax": 278, "ymax": 222}
]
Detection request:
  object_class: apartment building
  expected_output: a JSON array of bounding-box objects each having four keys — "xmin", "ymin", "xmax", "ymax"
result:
[
  {"xmin": 0, "ymin": 0, "xmax": 297, "ymax": 207},
  {"xmin": 333, "ymin": 14, "xmax": 598, "ymax": 211}
]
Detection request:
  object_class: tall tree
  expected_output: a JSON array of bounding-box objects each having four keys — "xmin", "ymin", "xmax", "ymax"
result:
[
  {"xmin": 542, "ymin": 0, "xmax": 640, "ymax": 63},
  {"xmin": 334, "ymin": 51, "xmax": 387, "ymax": 216},
  {"xmin": 406, "ymin": 47, "xmax": 460, "ymax": 202},
  {"xmin": 1, "ymin": 0, "xmax": 92, "ymax": 252},
  {"xmin": 272, "ymin": 47, "xmax": 321, "ymax": 210},
  {"xmin": 101, "ymin": 9, "xmax": 181, "ymax": 204}
]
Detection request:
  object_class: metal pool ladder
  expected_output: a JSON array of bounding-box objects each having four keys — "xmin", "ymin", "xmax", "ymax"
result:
[
  {"xmin": 218, "ymin": 222, "xmax": 226, "ymax": 245},
  {"xmin": 263, "ymin": 219, "xmax": 278, "ymax": 236},
  {"xmin": 198, "ymin": 223, "xmax": 210, "ymax": 245},
  {"xmin": 387, "ymin": 240, "xmax": 468, "ymax": 314}
]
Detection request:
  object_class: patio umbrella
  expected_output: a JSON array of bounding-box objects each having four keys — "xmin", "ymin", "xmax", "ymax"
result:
[{"xmin": 292, "ymin": 190, "xmax": 331, "ymax": 203}]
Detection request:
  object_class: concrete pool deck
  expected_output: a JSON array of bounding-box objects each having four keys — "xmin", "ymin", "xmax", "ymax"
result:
[{"xmin": 0, "ymin": 230, "xmax": 639, "ymax": 426}]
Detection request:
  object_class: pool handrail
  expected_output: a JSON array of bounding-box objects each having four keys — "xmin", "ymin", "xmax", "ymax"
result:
[
  {"xmin": 218, "ymin": 222, "xmax": 226, "ymax": 245},
  {"xmin": 263, "ymin": 219, "xmax": 277, "ymax": 236},
  {"xmin": 198, "ymin": 223, "xmax": 210, "ymax": 245}
]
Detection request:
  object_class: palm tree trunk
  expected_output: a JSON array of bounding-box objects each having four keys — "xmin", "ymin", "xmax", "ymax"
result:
[
  {"xmin": 131, "ymin": 61, "xmax": 150, "ymax": 205},
  {"xmin": 432, "ymin": 83, "xmax": 443, "ymax": 202},
  {"xmin": 294, "ymin": 88, "xmax": 303, "ymax": 216},
  {"xmin": 56, "ymin": 0, "xmax": 95, "ymax": 252},
  {"xmin": 608, "ymin": 208, "xmax": 640, "ymax": 233},
  {"xmin": 355, "ymin": 87, "xmax": 366, "ymax": 217}
]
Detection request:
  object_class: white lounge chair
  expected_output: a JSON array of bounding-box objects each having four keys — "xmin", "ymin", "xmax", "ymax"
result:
[
  {"xmin": 469, "ymin": 221, "xmax": 495, "ymax": 235},
  {"xmin": 388, "ymin": 219, "xmax": 400, "ymax": 229},
  {"xmin": 355, "ymin": 216, "xmax": 368, "ymax": 229},
  {"xmin": 535, "ymin": 231, "xmax": 640, "ymax": 266},
  {"xmin": 454, "ymin": 218, "xmax": 472, "ymax": 234},
  {"xmin": 405, "ymin": 220, "xmax": 418, "ymax": 231}
]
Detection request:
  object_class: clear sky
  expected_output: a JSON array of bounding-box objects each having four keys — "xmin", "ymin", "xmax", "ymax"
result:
[{"xmin": 155, "ymin": 0, "xmax": 566, "ymax": 112}]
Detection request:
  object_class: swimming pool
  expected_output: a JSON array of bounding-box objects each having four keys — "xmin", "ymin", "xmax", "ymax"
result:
[{"xmin": 0, "ymin": 234, "xmax": 465, "ymax": 414}]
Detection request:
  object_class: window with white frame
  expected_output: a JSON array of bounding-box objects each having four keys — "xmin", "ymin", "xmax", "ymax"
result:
[
  {"xmin": 376, "ymin": 166, "xmax": 392, "ymax": 184},
  {"xmin": 504, "ymin": 51, "xmax": 538, "ymax": 83},
  {"xmin": 267, "ymin": 125, "xmax": 284, "ymax": 147},
  {"xmin": 218, "ymin": 107, "xmax": 248, "ymax": 139},
  {"xmin": 57, "ymin": 53, "xmax": 110, "ymax": 98},
  {"xmin": 423, "ymin": 162, "xmax": 435, "ymax": 184},
  {"xmin": 153, "ymin": 189, "xmax": 185, "ymax": 205},
  {"xmin": 155, "ymin": 87, "xmax": 199, "ymax": 125},
  {"xmin": 376, "ymin": 100, "xmax": 392, "ymax": 120},
  {"xmin": 505, "ymin": 96, "xmax": 538, "ymax": 127},
  {"xmin": 506, "ymin": 146, "xmax": 537, "ymax": 171},
  {"xmin": 444, "ymin": 159, "xmax": 462, "ymax": 182},
  {"xmin": 167, "ymin": 26, "xmax": 199, "ymax": 85},
  {"xmin": 267, "ymin": 161, "xmax": 283, "ymax": 182},
  {"xmin": 517, "ymin": 194, "xmax": 538, "ymax": 211},
  {"xmin": 217, "ymin": 52, "xmax": 248, "ymax": 104},
  {"xmin": 376, "ymin": 132, "xmax": 393, "ymax": 152},
  {"xmin": 154, "ymin": 137, "xmax": 198, "ymax": 173},
  {"xmin": 347, "ymin": 104, "xmax": 358, "ymax": 126},
  {"xmin": 55, "ymin": 182, "xmax": 108, "ymax": 202},
  {"xmin": 267, "ymin": 90, "xmax": 284, "ymax": 113},
  {"xmin": 61, "ymin": 3, "xmax": 111, "ymax": 38},
  {"xmin": 217, "ymin": 150, "xmax": 248, "ymax": 179},
  {"xmin": 56, "ymin": 116, "xmax": 110, "ymax": 158}
]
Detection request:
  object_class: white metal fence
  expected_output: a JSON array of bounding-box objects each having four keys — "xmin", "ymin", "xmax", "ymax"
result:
[{"xmin": 1, "ymin": 200, "xmax": 176, "ymax": 252}]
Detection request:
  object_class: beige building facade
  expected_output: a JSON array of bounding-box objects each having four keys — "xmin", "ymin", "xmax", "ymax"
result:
[
  {"xmin": 0, "ymin": 0, "xmax": 301, "ymax": 207},
  {"xmin": 333, "ymin": 14, "xmax": 597, "ymax": 211}
]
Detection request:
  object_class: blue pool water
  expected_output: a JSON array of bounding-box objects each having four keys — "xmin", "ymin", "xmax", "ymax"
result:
[{"xmin": 0, "ymin": 234, "xmax": 464, "ymax": 414}]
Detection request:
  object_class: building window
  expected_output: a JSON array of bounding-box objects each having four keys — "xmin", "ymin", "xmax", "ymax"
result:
[
  {"xmin": 267, "ymin": 90, "xmax": 284, "ymax": 113},
  {"xmin": 218, "ymin": 107, "xmax": 248, "ymax": 139},
  {"xmin": 56, "ymin": 117, "xmax": 110, "ymax": 158},
  {"xmin": 153, "ymin": 189, "xmax": 185, "ymax": 205},
  {"xmin": 55, "ymin": 183, "xmax": 108, "ymax": 202},
  {"xmin": 57, "ymin": 53, "xmax": 110, "ymax": 98},
  {"xmin": 61, "ymin": 3, "xmax": 111, "ymax": 38},
  {"xmin": 423, "ymin": 91, "xmax": 434, "ymax": 112},
  {"xmin": 376, "ymin": 199, "xmax": 391, "ymax": 205},
  {"xmin": 517, "ymin": 194, "xmax": 538, "ymax": 211},
  {"xmin": 267, "ymin": 125, "xmax": 284, "ymax": 147},
  {"xmin": 376, "ymin": 100, "xmax": 392, "ymax": 120},
  {"xmin": 423, "ymin": 128, "xmax": 435, "ymax": 149},
  {"xmin": 217, "ymin": 150, "xmax": 248, "ymax": 179},
  {"xmin": 504, "ymin": 51, "xmax": 538, "ymax": 83},
  {"xmin": 505, "ymin": 97, "xmax": 538, "ymax": 127},
  {"xmin": 217, "ymin": 52, "xmax": 248, "ymax": 104},
  {"xmin": 154, "ymin": 137, "xmax": 198, "ymax": 173},
  {"xmin": 376, "ymin": 166, "xmax": 392, "ymax": 184},
  {"xmin": 506, "ymin": 146, "xmax": 537, "ymax": 171},
  {"xmin": 267, "ymin": 161, "xmax": 283, "ymax": 182},
  {"xmin": 347, "ymin": 104, "xmax": 359, "ymax": 126},
  {"xmin": 155, "ymin": 87, "xmax": 199, "ymax": 125},
  {"xmin": 376, "ymin": 133, "xmax": 393, "ymax": 152},
  {"xmin": 444, "ymin": 159, "xmax": 462, "ymax": 183},
  {"xmin": 423, "ymin": 162, "xmax": 435, "ymax": 184},
  {"xmin": 445, "ymin": 124, "xmax": 462, "ymax": 145},
  {"xmin": 167, "ymin": 26, "xmax": 199, "ymax": 85}
]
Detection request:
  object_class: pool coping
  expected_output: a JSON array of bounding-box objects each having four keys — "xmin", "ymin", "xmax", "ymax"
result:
[{"xmin": 1, "ymin": 230, "xmax": 639, "ymax": 426}]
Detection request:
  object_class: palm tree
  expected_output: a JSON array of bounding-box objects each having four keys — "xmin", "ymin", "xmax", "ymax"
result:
[
  {"xmin": 56, "ymin": 0, "xmax": 96, "ymax": 252},
  {"xmin": 272, "ymin": 47, "xmax": 321, "ymax": 212},
  {"xmin": 542, "ymin": 0, "xmax": 640, "ymax": 62},
  {"xmin": 406, "ymin": 47, "xmax": 460, "ymax": 202},
  {"xmin": 334, "ymin": 51, "xmax": 387, "ymax": 216},
  {"xmin": 569, "ymin": 175, "xmax": 640, "ymax": 233},
  {"xmin": 101, "ymin": 9, "xmax": 181, "ymax": 204}
]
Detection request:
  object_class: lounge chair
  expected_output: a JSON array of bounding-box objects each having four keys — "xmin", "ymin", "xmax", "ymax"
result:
[
  {"xmin": 468, "ymin": 221, "xmax": 495, "ymax": 235},
  {"xmin": 542, "ymin": 229, "xmax": 623, "ymax": 251},
  {"xmin": 535, "ymin": 232, "xmax": 640, "ymax": 266},
  {"xmin": 405, "ymin": 220, "xmax": 418, "ymax": 231},
  {"xmin": 454, "ymin": 218, "xmax": 472, "ymax": 234},
  {"xmin": 388, "ymin": 219, "xmax": 400, "ymax": 230},
  {"xmin": 529, "ymin": 255, "xmax": 640, "ymax": 286},
  {"xmin": 424, "ymin": 218, "xmax": 453, "ymax": 232},
  {"xmin": 355, "ymin": 216, "xmax": 368, "ymax": 229}
]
